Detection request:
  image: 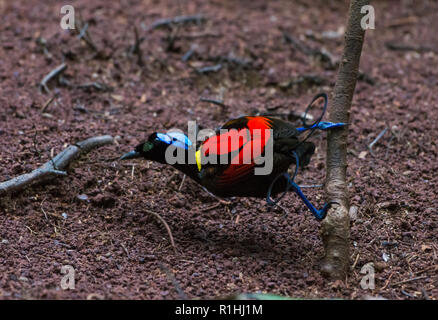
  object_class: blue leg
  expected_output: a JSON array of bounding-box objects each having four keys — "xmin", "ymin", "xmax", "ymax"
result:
[
  {"xmin": 296, "ymin": 121, "xmax": 347, "ymax": 134},
  {"xmin": 290, "ymin": 181, "xmax": 330, "ymax": 220}
]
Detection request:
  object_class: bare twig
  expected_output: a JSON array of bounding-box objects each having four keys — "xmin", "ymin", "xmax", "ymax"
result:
[
  {"xmin": 368, "ymin": 127, "xmax": 388, "ymax": 157},
  {"xmin": 275, "ymin": 74, "xmax": 328, "ymax": 91},
  {"xmin": 173, "ymin": 31, "xmax": 221, "ymax": 40},
  {"xmin": 421, "ymin": 288, "xmax": 430, "ymax": 300},
  {"xmin": 158, "ymin": 262, "xmax": 187, "ymax": 299},
  {"xmin": 351, "ymin": 253, "xmax": 360, "ymax": 269},
  {"xmin": 35, "ymin": 37, "xmax": 53, "ymax": 61},
  {"xmin": 385, "ymin": 41, "xmax": 437, "ymax": 54},
  {"xmin": 207, "ymin": 54, "xmax": 253, "ymax": 69},
  {"xmin": 385, "ymin": 134, "xmax": 395, "ymax": 159},
  {"xmin": 0, "ymin": 135, "xmax": 113, "ymax": 197},
  {"xmin": 75, "ymin": 19, "xmax": 109, "ymax": 59},
  {"xmin": 385, "ymin": 16, "xmax": 418, "ymax": 28},
  {"xmin": 77, "ymin": 22, "xmax": 89, "ymax": 40},
  {"xmin": 201, "ymin": 186, "xmax": 232, "ymax": 205},
  {"xmin": 120, "ymin": 242, "xmax": 130, "ymax": 258},
  {"xmin": 400, "ymin": 290, "xmax": 415, "ymax": 298},
  {"xmin": 381, "ymin": 272, "xmax": 395, "ymax": 290},
  {"xmin": 199, "ymin": 97, "xmax": 228, "ymax": 108},
  {"xmin": 201, "ymin": 203, "xmax": 222, "ymax": 212},
  {"xmin": 144, "ymin": 209, "xmax": 176, "ymax": 251},
  {"xmin": 283, "ymin": 32, "xmax": 337, "ymax": 70},
  {"xmin": 392, "ymin": 276, "xmax": 428, "ymax": 286},
  {"xmin": 182, "ymin": 48, "xmax": 196, "ymax": 62},
  {"xmin": 40, "ymin": 63, "xmax": 67, "ymax": 94},
  {"xmin": 41, "ymin": 96, "xmax": 55, "ymax": 113},
  {"xmin": 77, "ymin": 82, "xmax": 112, "ymax": 92},
  {"xmin": 178, "ymin": 174, "xmax": 186, "ymax": 192},
  {"xmin": 196, "ymin": 64, "xmax": 222, "ymax": 74},
  {"xmin": 415, "ymin": 264, "xmax": 438, "ymax": 275},
  {"xmin": 130, "ymin": 25, "xmax": 145, "ymax": 67},
  {"xmin": 149, "ymin": 14, "xmax": 206, "ymax": 30}
]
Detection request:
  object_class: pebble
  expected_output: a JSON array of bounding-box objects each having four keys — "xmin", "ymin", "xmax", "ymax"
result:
[
  {"xmin": 349, "ymin": 205, "xmax": 358, "ymax": 221},
  {"xmin": 77, "ymin": 194, "xmax": 89, "ymax": 202},
  {"xmin": 374, "ymin": 262, "xmax": 387, "ymax": 271}
]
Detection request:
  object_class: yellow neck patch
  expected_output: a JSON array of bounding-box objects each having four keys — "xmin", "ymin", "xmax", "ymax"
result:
[{"xmin": 195, "ymin": 149, "xmax": 202, "ymax": 171}]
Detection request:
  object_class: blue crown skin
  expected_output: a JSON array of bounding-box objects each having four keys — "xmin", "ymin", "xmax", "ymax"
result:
[{"xmin": 156, "ymin": 132, "xmax": 192, "ymax": 150}]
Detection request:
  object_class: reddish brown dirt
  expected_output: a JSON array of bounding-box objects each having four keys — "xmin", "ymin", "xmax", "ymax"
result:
[{"xmin": 0, "ymin": 0, "xmax": 437, "ymax": 300}]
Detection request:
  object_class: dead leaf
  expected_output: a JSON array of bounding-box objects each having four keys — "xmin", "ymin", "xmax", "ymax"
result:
[
  {"xmin": 421, "ymin": 244, "xmax": 432, "ymax": 252},
  {"xmin": 358, "ymin": 151, "xmax": 367, "ymax": 159},
  {"xmin": 111, "ymin": 94, "xmax": 124, "ymax": 102}
]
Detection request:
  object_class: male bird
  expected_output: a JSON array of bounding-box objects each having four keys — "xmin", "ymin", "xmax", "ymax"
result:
[{"xmin": 121, "ymin": 94, "xmax": 345, "ymax": 220}]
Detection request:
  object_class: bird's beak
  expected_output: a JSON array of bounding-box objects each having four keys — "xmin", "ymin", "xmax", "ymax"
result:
[{"xmin": 120, "ymin": 150, "xmax": 141, "ymax": 160}]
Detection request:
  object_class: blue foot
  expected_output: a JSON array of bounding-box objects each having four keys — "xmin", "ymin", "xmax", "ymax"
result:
[{"xmin": 290, "ymin": 181, "xmax": 330, "ymax": 221}]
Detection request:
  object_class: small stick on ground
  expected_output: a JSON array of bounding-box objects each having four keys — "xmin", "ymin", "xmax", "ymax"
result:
[
  {"xmin": 201, "ymin": 202, "xmax": 222, "ymax": 212},
  {"xmin": 391, "ymin": 275, "xmax": 428, "ymax": 286},
  {"xmin": 40, "ymin": 63, "xmax": 67, "ymax": 94},
  {"xmin": 351, "ymin": 253, "xmax": 360, "ymax": 269},
  {"xmin": 41, "ymin": 96, "xmax": 55, "ymax": 113},
  {"xmin": 164, "ymin": 25, "xmax": 181, "ymax": 52},
  {"xmin": 400, "ymin": 290, "xmax": 415, "ymax": 298},
  {"xmin": 206, "ymin": 54, "xmax": 253, "ymax": 69},
  {"xmin": 149, "ymin": 14, "xmax": 206, "ymax": 30},
  {"xmin": 199, "ymin": 97, "xmax": 228, "ymax": 109},
  {"xmin": 77, "ymin": 82, "xmax": 112, "ymax": 92},
  {"xmin": 368, "ymin": 127, "xmax": 388, "ymax": 157},
  {"xmin": 201, "ymin": 186, "xmax": 232, "ymax": 205},
  {"xmin": 144, "ymin": 209, "xmax": 176, "ymax": 251},
  {"xmin": 77, "ymin": 22, "xmax": 89, "ymax": 40},
  {"xmin": 120, "ymin": 243, "xmax": 130, "ymax": 258},
  {"xmin": 75, "ymin": 19, "xmax": 108, "ymax": 59},
  {"xmin": 158, "ymin": 262, "xmax": 187, "ymax": 299},
  {"xmin": 130, "ymin": 25, "xmax": 144, "ymax": 67},
  {"xmin": 196, "ymin": 64, "xmax": 222, "ymax": 74},
  {"xmin": 385, "ymin": 41, "xmax": 437, "ymax": 54},
  {"xmin": 40, "ymin": 198, "xmax": 48, "ymax": 220},
  {"xmin": 178, "ymin": 174, "xmax": 186, "ymax": 192},
  {"xmin": 385, "ymin": 134, "xmax": 395, "ymax": 159},
  {"xmin": 421, "ymin": 288, "xmax": 430, "ymax": 300},
  {"xmin": 0, "ymin": 135, "xmax": 113, "ymax": 197},
  {"xmin": 381, "ymin": 272, "xmax": 395, "ymax": 290},
  {"xmin": 283, "ymin": 32, "xmax": 337, "ymax": 69}
]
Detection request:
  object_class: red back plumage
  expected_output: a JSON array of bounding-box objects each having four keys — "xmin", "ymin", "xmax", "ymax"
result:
[{"xmin": 199, "ymin": 116, "xmax": 274, "ymax": 185}]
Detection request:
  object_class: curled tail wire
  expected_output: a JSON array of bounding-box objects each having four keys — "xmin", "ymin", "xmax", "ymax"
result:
[{"xmin": 266, "ymin": 93, "xmax": 331, "ymax": 221}]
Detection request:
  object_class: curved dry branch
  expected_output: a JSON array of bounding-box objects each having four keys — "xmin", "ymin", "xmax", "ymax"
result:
[
  {"xmin": 321, "ymin": 0, "xmax": 369, "ymax": 279},
  {"xmin": 144, "ymin": 209, "xmax": 176, "ymax": 251},
  {"xmin": 0, "ymin": 135, "xmax": 113, "ymax": 197}
]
